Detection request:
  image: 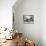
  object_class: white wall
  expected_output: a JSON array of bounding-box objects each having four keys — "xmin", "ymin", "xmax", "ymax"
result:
[
  {"xmin": 13, "ymin": 0, "xmax": 41, "ymax": 46},
  {"xmin": 0, "ymin": 0, "xmax": 16, "ymax": 29},
  {"xmin": 41, "ymin": 0, "xmax": 46, "ymax": 46},
  {"xmin": 13, "ymin": 0, "xmax": 46, "ymax": 46}
]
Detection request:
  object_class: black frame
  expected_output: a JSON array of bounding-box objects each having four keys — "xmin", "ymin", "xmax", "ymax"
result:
[{"xmin": 23, "ymin": 15, "xmax": 34, "ymax": 24}]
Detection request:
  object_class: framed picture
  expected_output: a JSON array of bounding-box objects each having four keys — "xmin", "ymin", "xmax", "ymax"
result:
[{"xmin": 23, "ymin": 15, "xmax": 34, "ymax": 24}]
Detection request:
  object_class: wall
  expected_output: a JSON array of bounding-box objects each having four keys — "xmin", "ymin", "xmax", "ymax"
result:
[
  {"xmin": 41, "ymin": 0, "xmax": 46, "ymax": 46},
  {"xmin": 0, "ymin": 0, "xmax": 16, "ymax": 29},
  {"xmin": 13, "ymin": 0, "xmax": 41, "ymax": 46}
]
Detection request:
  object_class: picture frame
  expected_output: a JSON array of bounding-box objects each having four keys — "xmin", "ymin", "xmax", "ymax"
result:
[{"xmin": 23, "ymin": 15, "xmax": 34, "ymax": 24}]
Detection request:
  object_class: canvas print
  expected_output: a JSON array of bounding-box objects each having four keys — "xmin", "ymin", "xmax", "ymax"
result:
[{"xmin": 23, "ymin": 15, "xmax": 34, "ymax": 24}]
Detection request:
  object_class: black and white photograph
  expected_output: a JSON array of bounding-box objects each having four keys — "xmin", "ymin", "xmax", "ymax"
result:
[{"xmin": 23, "ymin": 15, "xmax": 34, "ymax": 24}]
